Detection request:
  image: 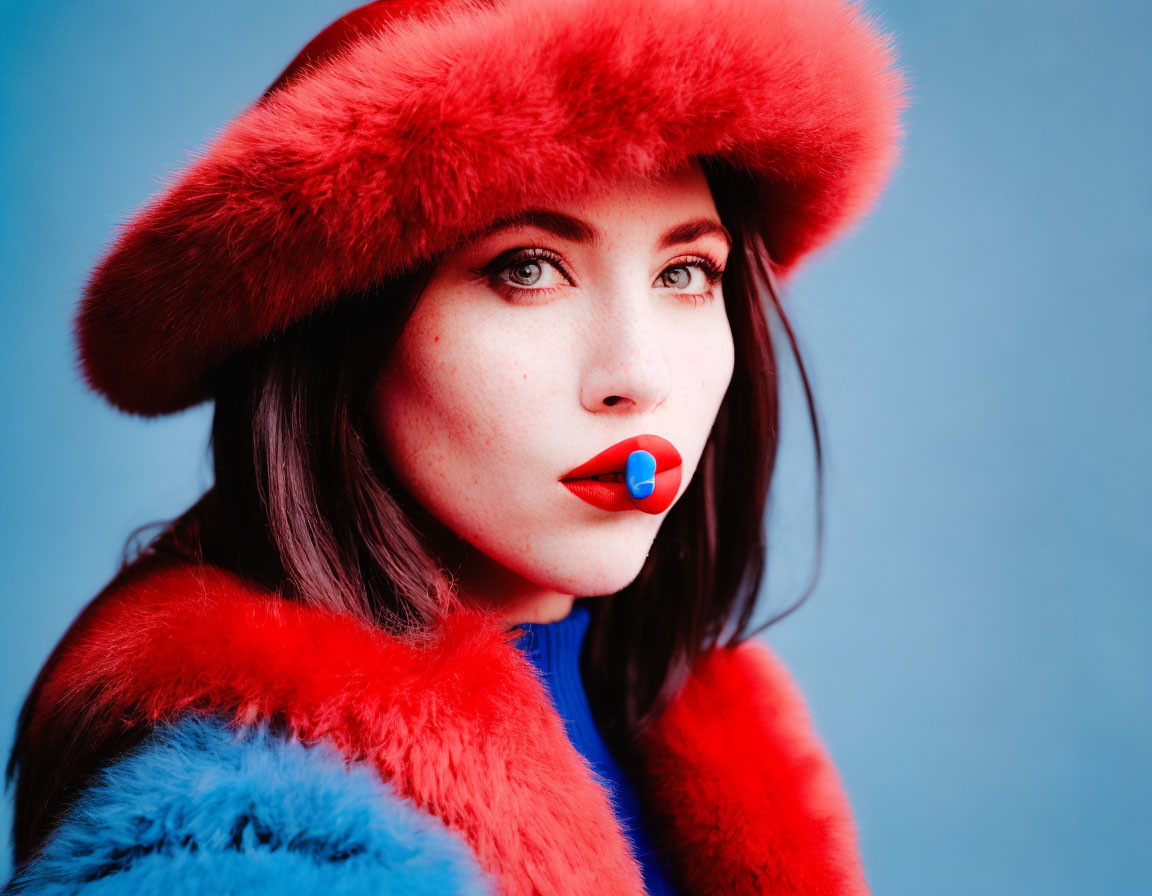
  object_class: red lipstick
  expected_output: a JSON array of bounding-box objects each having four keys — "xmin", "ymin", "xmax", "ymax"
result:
[{"xmin": 561, "ymin": 434, "xmax": 683, "ymax": 514}]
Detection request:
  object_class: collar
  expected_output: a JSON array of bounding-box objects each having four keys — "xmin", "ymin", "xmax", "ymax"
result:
[
  {"xmin": 510, "ymin": 601, "xmax": 604, "ymax": 752},
  {"xmin": 31, "ymin": 557, "xmax": 869, "ymax": 895}
]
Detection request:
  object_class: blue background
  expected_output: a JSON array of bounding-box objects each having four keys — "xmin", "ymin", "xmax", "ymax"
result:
[{"xmin": 2, "ymin": 1, "xmax": 1149, "ymax": 891}]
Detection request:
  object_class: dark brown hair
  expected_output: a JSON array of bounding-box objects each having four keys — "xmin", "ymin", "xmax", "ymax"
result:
[{"xmin": 6, "ymin": 156, "xmax": 824, "ymax": 864}]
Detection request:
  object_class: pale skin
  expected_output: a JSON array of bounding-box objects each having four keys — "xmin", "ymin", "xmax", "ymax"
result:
[{"xmin": 369, "ymin": 157, "xmax": 735, "ymax": 628}]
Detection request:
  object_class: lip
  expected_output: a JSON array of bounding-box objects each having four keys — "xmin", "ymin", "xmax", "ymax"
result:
[{"xmin": 560, "ymin": 434, "xmax": 683, "ymax": 515}]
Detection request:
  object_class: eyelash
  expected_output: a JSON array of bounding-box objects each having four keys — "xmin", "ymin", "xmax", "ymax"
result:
[{"xmin": 474, "ymin": 246, "xmax": 725, "ymax": 307}]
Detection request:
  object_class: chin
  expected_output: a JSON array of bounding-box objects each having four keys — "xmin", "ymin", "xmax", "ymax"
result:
[{"xmin": 519, "ymin": 547, "xmax": 651, "ymax": 599}]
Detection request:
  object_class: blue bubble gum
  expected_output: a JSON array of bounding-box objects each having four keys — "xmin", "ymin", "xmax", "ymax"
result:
[{"xmin": 625, "ymin": 449, "xmax": 657, "ymax": 500}]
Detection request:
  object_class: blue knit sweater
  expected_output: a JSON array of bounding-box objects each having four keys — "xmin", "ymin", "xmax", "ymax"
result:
[{"xmin": 512, "ymin": 600, "xmax": 680, "ymax": 896}]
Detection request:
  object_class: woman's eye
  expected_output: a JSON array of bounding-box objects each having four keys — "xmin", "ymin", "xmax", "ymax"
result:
[
  {"xmin": 498, "ymin": 256, "xmax": 566, "ymax": 289},
  {"xmin": 658, "ymin": 262, "xmax": 720, "ymax": 293},
  {"xmin": 477, "ymin": 251, "xmax": 723, "ymax": 304},
  {"xmin": 505, "ymin": 260, "xmax": 540, "ymax": 286},
  {"xmin": 660, "ymin": 265, "xmax": 693, "ymax": 289}
]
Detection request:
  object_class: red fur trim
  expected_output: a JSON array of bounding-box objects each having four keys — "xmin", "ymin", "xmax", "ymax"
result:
[
  {"xmin": 31, "ymin": 559, "xmax": 869, "ymax": 893},
  {"xmin": 639, "ymin": 640, "xmax": 871, "ymax": 894},
  {"xmin": 75, "ymin": 0, "xmax": 908, "ymax": 415},
  {"xmin": 32, "ymin": 562, "xmax": 646, "ymax": 894}
]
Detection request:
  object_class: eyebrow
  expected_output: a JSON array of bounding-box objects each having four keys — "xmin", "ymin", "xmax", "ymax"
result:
[{"xmin": 474, "ymin": 208, "xmax": 733, "ymax": 251}]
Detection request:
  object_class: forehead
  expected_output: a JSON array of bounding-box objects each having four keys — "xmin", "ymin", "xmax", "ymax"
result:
[{"xmin": 472, "ymin": 161, "xmax": 730, "ymax": 251}]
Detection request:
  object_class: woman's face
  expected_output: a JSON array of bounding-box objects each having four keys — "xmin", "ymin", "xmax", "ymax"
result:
[{"xmin": 369, "ymin": 158, "xmax": 735, "ymax": 622}]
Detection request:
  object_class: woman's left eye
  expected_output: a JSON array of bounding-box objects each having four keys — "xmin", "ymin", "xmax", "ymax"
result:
[
  {"xmin": 657, "ymin": 260, "xmax": 723, "ymax": 293},
  {"xmin": 660, "ymin": 266, "xmax": 693, "ymax": 289}
]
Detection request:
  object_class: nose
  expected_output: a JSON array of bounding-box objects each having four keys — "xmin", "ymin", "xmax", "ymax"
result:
[{"xmin": 579, "ymin": 288, "xmax": 672, "ymax": 414}]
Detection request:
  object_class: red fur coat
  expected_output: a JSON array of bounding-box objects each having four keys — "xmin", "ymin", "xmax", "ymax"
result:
[{"xmin": 13, "ymin": 557, "xmax": 870, "ymax": 894}]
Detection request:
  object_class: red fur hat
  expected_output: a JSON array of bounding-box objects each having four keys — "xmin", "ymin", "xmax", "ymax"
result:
[{"xmin": 75, "ymin": 0, "xmax": 909, "ymax": 416}]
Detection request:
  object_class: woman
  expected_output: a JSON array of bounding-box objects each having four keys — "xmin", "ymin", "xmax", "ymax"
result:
[{"xmin": 4, "ymin": 0, "xmax": 908, "ymax": 892}]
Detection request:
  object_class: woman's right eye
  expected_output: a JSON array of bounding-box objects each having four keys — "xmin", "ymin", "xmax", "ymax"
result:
[
  {"xmin": 473, "ymin": 247, "xmax": 572, "ymax": 302},
  {"xmin": 503, "ymin": 258, "xmax": 552, "ymax": 287}
]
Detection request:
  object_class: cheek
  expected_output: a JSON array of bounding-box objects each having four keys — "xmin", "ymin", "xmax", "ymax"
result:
[
  {"xmin": 684, "ymin": 304, "xmax": 736, "ymax": 405},
  {"xmin": 368, "ymin": 303, "xmax": 560, "ymax": 522},
  {"xmin": 373, "ymin": 317, "xmax": 490, "ymax": 480},
  {"xmin": 671, "ymin": 307, "xmax": 735, "ymax": 483}
]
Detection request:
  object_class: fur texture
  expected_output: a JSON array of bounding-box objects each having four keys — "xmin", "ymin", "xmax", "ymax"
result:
[
  {"xmin": 75, "ymin": 0, "xmax": 908, "ymax": 415},
  {"xmin": 4, "ymin": 715, "xmax": 495, "ymax": 894},
  {"xmin": 18, "ymin": 558, "xmax": 871, "ymax": 895}
]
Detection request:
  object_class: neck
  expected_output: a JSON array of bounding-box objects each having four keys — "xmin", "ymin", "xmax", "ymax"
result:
[
  {"xmin": 500, "ymin": 591, "xmax": 578, "ymax": 626},
  {"xmin": 452, "ymin": 552, "xmax": 576, "ymax": 627}
]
